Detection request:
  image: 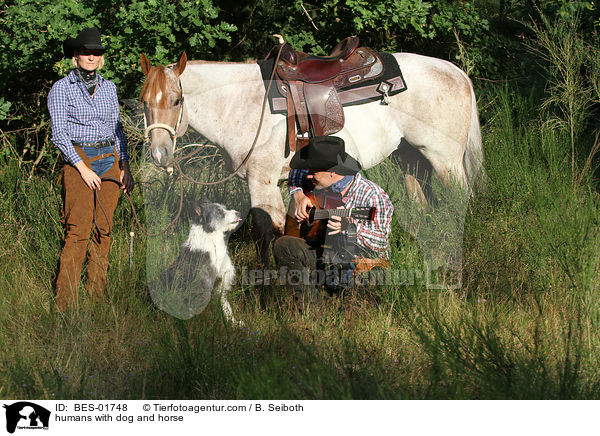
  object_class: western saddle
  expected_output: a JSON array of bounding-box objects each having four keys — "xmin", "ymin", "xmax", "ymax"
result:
[{"xmin": 272, "ymin": 36, "xmax": 384, "ymax": 153}]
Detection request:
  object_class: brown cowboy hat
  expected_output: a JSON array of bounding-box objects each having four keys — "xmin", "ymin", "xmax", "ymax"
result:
[
  {"xmin": 63, "ymin": 27, "xmax": 106, "ymax": 58},
  {"xmin": 289, "ymin": 136, "xmax": 361, "ymax": 175}
]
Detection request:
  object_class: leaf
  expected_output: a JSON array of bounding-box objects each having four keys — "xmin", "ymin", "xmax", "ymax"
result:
[{"xmin": 0, "ymin": 98, "xmax": 12, "ymax": 121}]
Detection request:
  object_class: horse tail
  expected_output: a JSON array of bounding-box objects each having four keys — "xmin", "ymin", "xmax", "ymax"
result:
[{"xmin": 463, "ymin": 80, "xmax": 484, "ymax": 191}]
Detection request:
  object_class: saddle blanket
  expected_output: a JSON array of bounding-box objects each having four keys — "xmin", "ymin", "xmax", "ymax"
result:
[{"xmin": 258, "ymin": 52, "xmax": 408, "ymax": 115}]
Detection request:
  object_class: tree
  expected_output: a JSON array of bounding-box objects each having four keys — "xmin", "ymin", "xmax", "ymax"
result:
[{"xmin": 0, "ymin": 0, "xmax": 236, "ymax": 163}]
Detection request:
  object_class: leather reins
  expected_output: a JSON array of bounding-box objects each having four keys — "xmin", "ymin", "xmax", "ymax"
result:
[
  {"xmin": 145, "ymin": 42, "xmax": 285, "ymax": 186},
  {"xmin": 94, "ymin": 43, "xmax": 286, "ymax": 238},
  {"xmin": 94, "ymin": 172, "xmax": 184, "ymax": 238},
  {"xmin": 143, "ymin": 79, "xmax": 185, "ymax": 152}
]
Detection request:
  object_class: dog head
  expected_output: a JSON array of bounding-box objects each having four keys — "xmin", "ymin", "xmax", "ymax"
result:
[{"xmin": 193, "ymin": 201, "xmax": 242, "ymax": 233}]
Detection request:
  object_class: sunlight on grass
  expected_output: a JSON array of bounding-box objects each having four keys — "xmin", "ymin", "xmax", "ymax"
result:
[{"xmin": 2, "ymin": 82, "xmax": 600, "ymax": 399}]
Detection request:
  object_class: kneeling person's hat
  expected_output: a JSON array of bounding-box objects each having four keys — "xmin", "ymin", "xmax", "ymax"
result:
[
  {"xmin": 63, "ymin": 27, "xmax": 106, "ymax": 58},
  {"xmin": 289, "ymin": 136, "xmax": 361, "ymax": 175}
]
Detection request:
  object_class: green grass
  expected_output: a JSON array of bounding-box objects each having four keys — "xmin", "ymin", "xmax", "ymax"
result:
[{"xmin": 2, "ymin": 85, "xmax": 600, "ymax": 399}]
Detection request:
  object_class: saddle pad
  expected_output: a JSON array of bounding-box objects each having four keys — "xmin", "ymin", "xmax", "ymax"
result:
[{"xmin": 258, "ymin": 52, "xmax": 407, "ymax": 115}]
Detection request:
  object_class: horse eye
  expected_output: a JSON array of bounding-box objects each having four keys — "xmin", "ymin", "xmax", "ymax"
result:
[{"xmin": 174, "ymin": 99, "xmax": 180, "ymax": 106}]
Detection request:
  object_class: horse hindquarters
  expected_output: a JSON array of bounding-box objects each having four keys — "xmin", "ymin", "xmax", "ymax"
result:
[{"xmin": 389, "ymin": 53, "xmax": 479, "ymax": 189}]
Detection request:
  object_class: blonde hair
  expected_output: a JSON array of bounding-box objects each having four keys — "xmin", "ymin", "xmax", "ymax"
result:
[{"xmin": 72, "ymin": 51, "xmax": 105, "ymax": 70}]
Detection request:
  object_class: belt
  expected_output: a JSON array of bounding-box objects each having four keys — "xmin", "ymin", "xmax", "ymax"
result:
[{"xmin": 73, "ymin": 139, "xmax": 115, "ymax": 148}]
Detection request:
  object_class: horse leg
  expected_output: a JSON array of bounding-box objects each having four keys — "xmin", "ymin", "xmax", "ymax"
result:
[
  {"xmin": 405, "ymin": 174, "xmax": 427, "ymax": 206},
  {"xmin": 247, "ymin": 172, "xmax": 286, "ymax": 268},
  {"xmin": 419, "ymin": 143, "xmax": 468, "ymax": 190},
  {"xmin": 415, "ymin": 145, "xmax": 468, "ymax": 285},
  {"xmin": 250, "ymin": 208, "xmax": 273, "ymax": 268},
  {"xmin": 395, "ymin": 141, "xmax": 432, "ymax": 207}
]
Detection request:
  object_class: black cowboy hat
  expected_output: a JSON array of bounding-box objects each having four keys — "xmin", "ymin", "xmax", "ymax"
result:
[
  {"xmin": 63, "ymin": 27, "xmax": 106, "ymax": 58},
  {"xmin": 289, "ymin": 136, "xmax": 361, "ymax": 175}
]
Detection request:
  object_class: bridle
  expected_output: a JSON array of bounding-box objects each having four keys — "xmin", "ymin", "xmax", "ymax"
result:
[
  {"xmin": 123, "ymin": 43, "xmax": 285, "ymax": 237},
  {"xmin": 143, "ymin": 77, "xmax": 185, "ymax": 152},
  {"xmin": 142, "ymin": 44, "xmax": 285, "ymax": 188}
]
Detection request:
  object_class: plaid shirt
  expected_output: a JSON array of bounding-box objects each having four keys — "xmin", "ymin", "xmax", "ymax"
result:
[
  {"xmin": 288, "ymin": 169, "xmax": 394, "ymax": 260},
  {"xmin": 47, "ymin": 69, "xmax": 128, "ymax": 166}
]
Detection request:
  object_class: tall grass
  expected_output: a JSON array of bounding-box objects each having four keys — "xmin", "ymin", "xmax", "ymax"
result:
[
  {"xmin": 525, "ymin": 13, "xmax": 600, "ymax": 183},
  {"xmin": 2, "ymin": 82, "xmax": 600, "ymax": 399},
  {"xmin": 4, "ymin": 13, "xmax": 600, "ymax": 396}
]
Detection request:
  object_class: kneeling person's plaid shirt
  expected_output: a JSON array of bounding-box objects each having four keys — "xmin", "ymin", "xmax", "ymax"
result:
[
  {"xmin": 47, "ymin": 69, "xmax": 128, "ymax": 166},
  {"xmin": 289, "ymin": 169, "xmax": 394, "ymax": 260}
]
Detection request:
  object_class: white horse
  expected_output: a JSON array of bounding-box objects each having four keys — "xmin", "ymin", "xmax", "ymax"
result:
[{"xmin": 139, "ymin": 50, "xmax": 483, "ymax": 267}]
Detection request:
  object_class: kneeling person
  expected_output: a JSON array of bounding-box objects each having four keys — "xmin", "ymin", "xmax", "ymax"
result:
[{"xmin": 274, "ymin": 136, "xmax": 393, "ymax": 296}]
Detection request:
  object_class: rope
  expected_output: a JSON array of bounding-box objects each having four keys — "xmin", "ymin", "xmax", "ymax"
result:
[
  {"xmin": 168, "ymin": 42, "xmax": 285, "ymax": 186},
  {"xmin": 94, "ymin": 44, "xmax": 288, "ymax": 240},
  {"xmin": 94, "ymin": 173, "xmax": 184, "ymax": 238}
]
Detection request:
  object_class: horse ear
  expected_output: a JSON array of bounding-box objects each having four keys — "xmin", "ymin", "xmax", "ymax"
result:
[
  {"xmin": 173, "ymin": 52, "xmax": 187, "ymax": 77},
  {"xmin": 140, "ymin": 53, "xmax": 151, "ymax": 75}
]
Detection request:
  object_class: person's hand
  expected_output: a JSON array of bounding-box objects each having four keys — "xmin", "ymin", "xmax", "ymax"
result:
[
  {"xmin": 74, "ymin": 161, "xmax": 101, "ymax": 190},
  {"xmin": 327, "ymin": 206, "xmax": 345, "ymax": 235},
  {"xmin": 119, "ymin": 161, "xmax": 135, "ymax": 194},
  {"xmin": 293, "ymin": 190, "xmax": 312, "ymax": 221}
]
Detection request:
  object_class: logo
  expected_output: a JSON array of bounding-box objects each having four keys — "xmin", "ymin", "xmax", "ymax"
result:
[{"xmin": 3, "ymin": 402, "xmax": 50, "ymax": 434}]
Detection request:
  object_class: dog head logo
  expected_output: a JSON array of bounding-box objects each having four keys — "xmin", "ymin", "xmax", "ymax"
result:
[{"xmin": 3, "ymin": 402, "xmax": 50, "ymax": 434}]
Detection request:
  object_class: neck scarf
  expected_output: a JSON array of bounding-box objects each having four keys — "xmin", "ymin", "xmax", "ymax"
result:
[
  {"xmin": 330, "ymin": 175, "xmax": 354, "ymax": 194},
  {"xmin": 74, "ymin": 68, "xmax": 98, "ymax": 95}
]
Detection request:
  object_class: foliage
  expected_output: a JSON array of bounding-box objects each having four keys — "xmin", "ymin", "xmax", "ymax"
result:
[
  {"xmin": 525, "ymin": 13, "xmax": 600, "ymax": 183},
  {"xmin": 0, "ymin": 0, "xmax": 236, "ymax": 97},
  {"xmin": 0, "ymin": 98, "xmax": 11, "ymax": 121},
  {"xmin": 106, "ymin": 0, "xmax": 236, "ymax": 93},
  {"xmin": 0, "ymin": 0, "xmax": 236, "ymax": 165},
  {"xmin": 215, "ymin": 0, "xmax": 493, "ymax": 72}
]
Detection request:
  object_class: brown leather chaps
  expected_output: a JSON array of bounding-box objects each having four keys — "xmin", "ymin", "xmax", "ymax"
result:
[{"xmin": 55, "ymin": 147, "xmax": 121, "ymax": 310}]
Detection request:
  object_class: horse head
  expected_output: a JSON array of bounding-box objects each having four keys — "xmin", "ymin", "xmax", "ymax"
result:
[{"xmin": 140, "ymin": 52, "xmax": 188, "ymax": 174}]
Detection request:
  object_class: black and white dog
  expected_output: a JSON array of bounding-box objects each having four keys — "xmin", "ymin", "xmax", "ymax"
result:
[{"xmin": 157, "ymin": 201, "xmax": 242, "ymax": 324}]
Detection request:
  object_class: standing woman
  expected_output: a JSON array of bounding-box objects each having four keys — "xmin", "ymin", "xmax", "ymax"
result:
[{"xmin": 48, "ymin": 27, "xmax": 134, "ymax": 310}]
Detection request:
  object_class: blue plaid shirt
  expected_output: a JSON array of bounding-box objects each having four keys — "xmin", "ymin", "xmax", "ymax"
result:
[
  {"xmin": 288, "ymin": 169, "xmax": 394, "ymax": 260},
  {"xmin": 47, "ymin": 69, "xmax": 128, "ymax": 166}
]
